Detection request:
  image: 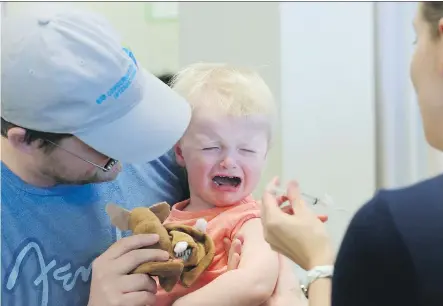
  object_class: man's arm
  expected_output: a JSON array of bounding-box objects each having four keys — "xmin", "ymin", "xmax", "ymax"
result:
[
  {"xmin": 154, "ymin": 149, "xmax": 190, "ymax": 201},
  {"xmin": 332, "ymin": 192, "xmax": 419, "ymax": 306},
  {"xmin": 173, "ymin": 218, "xmax": 279, "ymax": 306}
]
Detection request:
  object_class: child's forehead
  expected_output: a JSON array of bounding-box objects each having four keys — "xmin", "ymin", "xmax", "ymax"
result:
[
  {"xmin": 191, "ymin": 112, "xmax": 269, "ymax": 128},
  {"xmin": 187, "ymin": 113, "xmax": 269, "ymax": 140}
]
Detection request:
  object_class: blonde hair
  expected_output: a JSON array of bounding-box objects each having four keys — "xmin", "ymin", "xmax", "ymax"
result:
[{"xmin": 171, "ymin": 63, "xmax": 276, "ymax": 119}]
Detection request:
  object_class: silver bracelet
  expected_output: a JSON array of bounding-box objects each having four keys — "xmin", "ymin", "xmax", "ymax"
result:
[
  {"xmin": 301, "ymin": 265, "xmax": 334, "ymax": 298},
  {"xmin": 300, "ymin": 284, "xmax": 309, "ymax": 298}
]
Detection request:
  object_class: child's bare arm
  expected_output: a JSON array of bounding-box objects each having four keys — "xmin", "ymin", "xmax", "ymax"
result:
[{"xmin": 172, "ymin": 218, "xmax": 279, "ymax": 306}]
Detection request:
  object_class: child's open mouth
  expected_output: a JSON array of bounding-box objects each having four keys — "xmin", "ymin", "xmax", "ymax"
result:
[{"xmin": 212, "ymin": 175, "xmax": 242, "ymax": 188}]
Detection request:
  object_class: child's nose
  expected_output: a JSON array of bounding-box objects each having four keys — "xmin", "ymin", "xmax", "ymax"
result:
[{"xmin": 220, "ymin": 156, "xmax": 237, "ymax": 169}]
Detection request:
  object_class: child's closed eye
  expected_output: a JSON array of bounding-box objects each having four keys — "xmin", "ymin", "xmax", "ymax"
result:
[{"xmin": 202, "ymin": 147, "xmax": 219, "ymax": 151}]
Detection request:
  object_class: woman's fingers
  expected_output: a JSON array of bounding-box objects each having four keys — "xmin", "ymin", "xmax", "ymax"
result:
[
  {"xmin": 262, "ymin": 177, "xmax": 329, "ymax": 223},
  {"xmin": 286, "ymin": 180, "xmax": 306, "ymax": 213},
  {"xmin": 280, "ymin": 204, "xmax": 294, "ymax": 215},
  {"xmin": 267, "ymin": 176, "xmax": 281, "ymax": 194},
  {"xmin": 261, "ymin": 177, "xmax": 282, "ymax": 219},
  {"xmin": 276, "ymin": 194, "xmax": 289, "ymax": 205},
  {"xmin": 318, "ymin": 215, "xmax": 328, "ymax": 222},
  {"xmin": 261, "ymin": 192, "xmax": 276, "ymax": 223}
]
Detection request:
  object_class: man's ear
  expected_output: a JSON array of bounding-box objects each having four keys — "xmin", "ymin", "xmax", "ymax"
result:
[
  {"xmin": 439, "ymin": 17, "xmax": 443, "ymax": 36},
  {"xmin": 438, "ymin": 18, "xmax": 443, "ymax": 75},
  {"xmin": 6, "ymin": 127, "xmax": 36, "ymax": 154},
  {"xmin": 174, "ymin": 142, "xmax": 186, "ymax": 167}
]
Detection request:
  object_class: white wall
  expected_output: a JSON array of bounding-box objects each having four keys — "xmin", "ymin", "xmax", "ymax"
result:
[
  {"xmin": 375, "ymin": 2, "xmax": 443, "ymax": 188},
  {"xmin": 178, "ymin": 2, "xmax": 282, "ymax": 197},
  {"xmin": 5, "ymin": 1, "xmax": 379, "ymax": 248},
  {"xmin": 280, "ymin": 2, "xmax": 377, "ymax": 248},
  {"xmin": 428, "ymin": 148, "xmax": 443, "ymax": 176},
  {"xmin": 5, "ymin": 0, "xmax": 438, "ymax": 253},
  {"xmin": 375, "ymin": 2, "xmax": 422, "ymax": 188},
  {"xmin": 5, "ymin": 2, "xmax": 179, "ymax": 75}
]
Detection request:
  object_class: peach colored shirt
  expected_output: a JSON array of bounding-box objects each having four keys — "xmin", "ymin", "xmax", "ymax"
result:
[{"xmin": 155, "ymin": 196, "xmax": 260, "ymax": 306}]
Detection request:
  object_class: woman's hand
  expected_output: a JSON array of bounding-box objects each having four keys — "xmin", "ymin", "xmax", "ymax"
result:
[{"xmin": 260, "ymin": 177, "xmax": 334, "ymax": 271}]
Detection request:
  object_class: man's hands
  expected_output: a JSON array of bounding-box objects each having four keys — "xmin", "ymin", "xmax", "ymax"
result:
[
  {"xmin": 88, "ymin": 234, "xmax": 169, "ymax": 306},
  {"xmin": 224, "ymin": 236, "xmax": 243, "ymax": 271}
]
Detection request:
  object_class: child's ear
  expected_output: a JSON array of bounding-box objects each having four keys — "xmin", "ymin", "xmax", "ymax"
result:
[{"xmin": 174, "ymin": 142, "xmax": 186, "ymax": 167}]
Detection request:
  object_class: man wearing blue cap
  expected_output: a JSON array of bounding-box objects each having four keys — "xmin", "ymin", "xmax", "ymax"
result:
[{"xmin": 1, "ymin": 5, "xmax": 302, "ymax": 306}]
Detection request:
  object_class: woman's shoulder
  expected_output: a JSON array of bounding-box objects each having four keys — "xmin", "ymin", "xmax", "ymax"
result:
[
  {"xmin": 380, "ymin": 173, "xmax": 443, "ymax": 205},
  {"xmin": 365, "ymin": 174, "xmax": 443, "ymax": 304},
  {"xmin": 344, "ymin": 173, "xmax": 443, "ymax": 252},
  {"xmin": 335, "ymin": 175, "xmax": 443, "ymax": 304},
  {"xmin": 357, "ymin": 174, "xmax": 443, "ymax": 267},
  {"xmin": 357, "ymin": 174, "xmax": 443, "ymax": 218},
  {"xmin": 376, "ymin": 174, "xmax": 443, "ymax": 222},
  {"xmin": 377, "ymin": 173, "xmax": 443, "ymax": 235}
]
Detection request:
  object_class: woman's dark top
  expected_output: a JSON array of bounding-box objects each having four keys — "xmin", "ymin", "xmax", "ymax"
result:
[{"xmin": 332, "ymin": 174, "xmax": 443, "ymax": 306}]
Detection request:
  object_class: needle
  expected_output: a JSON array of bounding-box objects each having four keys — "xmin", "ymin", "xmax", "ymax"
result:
[{"xmin": 269, "ymin": 186, "xmax": 333, "ymax": 206}]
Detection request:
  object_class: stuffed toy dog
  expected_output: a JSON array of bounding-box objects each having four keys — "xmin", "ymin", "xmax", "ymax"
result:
[{"xmin": 106, "ymin": 202, "xmax": 215, "ymax": 292}]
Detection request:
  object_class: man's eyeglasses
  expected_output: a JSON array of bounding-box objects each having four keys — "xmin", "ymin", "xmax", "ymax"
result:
[{"xmin": 44, "ymin": 139, "xmax": 118, "ymax": 172}]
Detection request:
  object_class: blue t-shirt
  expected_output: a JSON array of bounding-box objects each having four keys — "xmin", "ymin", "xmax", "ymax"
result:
[{"xmin": 1, "ymin": 150, "xmax": 189, "ymax": 306}]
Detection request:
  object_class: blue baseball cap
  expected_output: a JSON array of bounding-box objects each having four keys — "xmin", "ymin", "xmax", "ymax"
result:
[{"xmin": 1, "ymin": 6, "xmax": 191, "ymax": 163}]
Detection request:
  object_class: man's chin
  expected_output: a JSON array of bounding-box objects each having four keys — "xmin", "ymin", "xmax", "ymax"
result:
[
  {"xmin": 88, "ymin": 172, "xmax": 120, "ymax": 184},
  {"xmin": 54, "ymin": 172, "xmax": 120, "ymax": 186},
  {"xmin": 91, "ymin": 175, "xmax": 119, "ymax": 184},
  {"xmin": 81, "ymin": 163, "xmax": 122, "ymax": 184}
]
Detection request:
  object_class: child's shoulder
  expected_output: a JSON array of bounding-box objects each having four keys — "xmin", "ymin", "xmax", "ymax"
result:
[
  {"xmin": 218, "ymin": 197, "xmax": 260, "ymax": 219},
  {"xmin": 220, "ymin": 196, "xmax": 261, "ymax": 239},
  {"xmin": 229, "ymin": 196, "xmax": 260, "ymax": 212}
]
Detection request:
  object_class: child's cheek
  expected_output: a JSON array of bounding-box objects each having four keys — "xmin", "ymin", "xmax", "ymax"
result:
[
  {"xmin": 244, "ymin": 161, "xmax": 265, "ymax": 185},
  {"xmin": 196, "ymin": 154, "xmax": 217, "ymax": 169},
  {"xmin": 188, "ymin": 157, "xmax": 213, "ymax": 179}
]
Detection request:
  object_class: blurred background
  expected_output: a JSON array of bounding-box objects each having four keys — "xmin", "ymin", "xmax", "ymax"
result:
[{"xmin": 3, "ymin": 1, "xmax": 443, "ymax": 252}]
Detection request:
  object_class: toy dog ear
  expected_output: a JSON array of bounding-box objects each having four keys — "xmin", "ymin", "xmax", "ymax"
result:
[
  {"xmin": 106, "ymin": 203, "xmax": 131, "ymax": 231},
  {"xmin": 149, "ymin": 202, "xmax": 171, "ymax": 223}
]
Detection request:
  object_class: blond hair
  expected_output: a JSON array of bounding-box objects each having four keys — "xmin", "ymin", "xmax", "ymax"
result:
[{"xmin": 171, "ymin": 63, "xmax": 276, "ymax": 119}]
